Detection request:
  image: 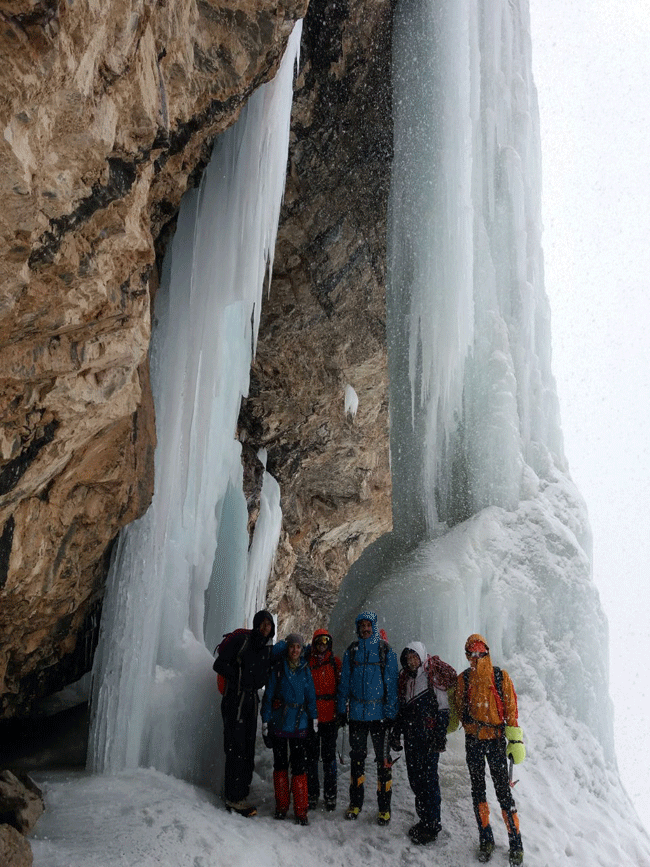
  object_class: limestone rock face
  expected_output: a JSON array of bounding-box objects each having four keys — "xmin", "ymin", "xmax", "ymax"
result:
[
  {"xmin": 0, "ymin": 0, "xmax": 305, "ymax": 716},
  {"xmin": 240, "ymin": 0, "xmax": 395, "ymax": 639},
  {"xmin": 0, "ymin": 770, "xmax": 44, "ymax": 835},
  {"xmin": 0, "ymin": 823, "xmax": 33, "ymax": 867}
]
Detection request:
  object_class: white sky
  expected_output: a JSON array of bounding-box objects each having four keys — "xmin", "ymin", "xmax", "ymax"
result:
[{"xmin": 528, "ymin": 0, "xmax": 650, "ymax": 830}]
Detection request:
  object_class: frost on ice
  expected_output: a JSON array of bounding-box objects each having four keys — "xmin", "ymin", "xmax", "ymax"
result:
[{"xmin": 88, "ymin": 24, "xmax": 302, "ymax": 787}]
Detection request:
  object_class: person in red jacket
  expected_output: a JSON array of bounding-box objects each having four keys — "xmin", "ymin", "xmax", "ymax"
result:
[{"xmin": 305, "ymin": 628, "xmax": 342, "ymax": 811}]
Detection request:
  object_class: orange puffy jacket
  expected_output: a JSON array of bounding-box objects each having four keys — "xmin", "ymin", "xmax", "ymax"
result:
[
  {"xmin": 308, "ymin": 629, "xmax": 342, "ymax": 723},
  {"xmin": 455, "ymin": 633, "xmax": 518, "ymax": 740}
]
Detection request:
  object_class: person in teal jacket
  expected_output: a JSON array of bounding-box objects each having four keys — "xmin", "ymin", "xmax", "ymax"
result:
[
  {"xmin": 337, "ymin": 611, "xmax": 399, "ymax": 824},
  {"xmin": 262, "ymin": 633, "xmax": 318, "ymax": 825}
]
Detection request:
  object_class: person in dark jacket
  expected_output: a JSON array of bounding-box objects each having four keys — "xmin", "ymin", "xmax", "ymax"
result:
[
  {"xmin": 305, "ymin": 628, "xmax": 342, "ymax": 811},
  {"xmin": 212, "ymin": 609, "xmax": 277, "ymax": 817},
  {"xmin": 337, "ymin": 611, "xmax": 399, "ymax": 825},
  {"xmin": 391, "ymin": 641, "xmax": 457, "ymax": 845},
  {"xmin": 262, "ymin": 633, "xmax": 318, "ymax": 825}
]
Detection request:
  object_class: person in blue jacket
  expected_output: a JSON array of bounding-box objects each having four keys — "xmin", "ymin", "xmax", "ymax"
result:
[
  {"xmin": 262, "ymin": 633, "xmax": 318, "ymax": 825},
  {"xmin": 337, "ymin": 611, "xmax": 399, "ymax": 824}
]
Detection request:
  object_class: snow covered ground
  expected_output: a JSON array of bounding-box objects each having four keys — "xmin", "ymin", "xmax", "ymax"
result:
[{"xmin": 30, "ymin": 716, "xmax": 650, "ymax": 867}]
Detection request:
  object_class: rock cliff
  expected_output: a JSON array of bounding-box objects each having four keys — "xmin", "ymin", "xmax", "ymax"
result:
[
  {"xmin": 0, "ymin": 0, "xmax": 394, "ymax": 716},
  {"xmin": 240, "ymin": 0, "xmax": 394, "ymax": 637},
  {"xmin": 0, "ymin": 0, "xmax": 306, "ymax": 716}
]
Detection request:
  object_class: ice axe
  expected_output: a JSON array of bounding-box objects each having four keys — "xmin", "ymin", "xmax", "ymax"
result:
[
  {"xmin": 338, "ymin": 727, "xmax": 347, "ymax": 765},
  {"xmin": 509, "ymin": 756, "xmax": 519, "ymax": 788},
  {"xmin": 382, "ymin": 725, "xmax": 401, "ymax": 769}
]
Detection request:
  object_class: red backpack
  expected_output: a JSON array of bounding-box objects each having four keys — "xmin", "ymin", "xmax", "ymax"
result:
[{"xmin": 214, "ymin": 628, "xmax": 251, "ymax": 695}]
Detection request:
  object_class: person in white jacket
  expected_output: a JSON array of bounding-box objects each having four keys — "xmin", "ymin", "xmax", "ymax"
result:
[{"xmin": 390, "ymin": 641, "xmax": 457, "ymax": 845}]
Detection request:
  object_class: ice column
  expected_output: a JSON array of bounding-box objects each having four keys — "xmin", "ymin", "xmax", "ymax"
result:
[
  {"xmin": 387, "ymin": 0, "xmax": 474, "ymax": 541},
  {"xmin": 88, "ymin": 23, "xmax": 301, "ymax": 784},
  {"xmin": 387, "ymin": 0, "xmax": 564, "ymax": 534}
]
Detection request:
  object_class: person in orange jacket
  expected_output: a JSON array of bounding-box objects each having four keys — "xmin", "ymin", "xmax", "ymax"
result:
[
  {"xmin": 455, "ymin": 634, "xmax": 525, "ymax": 866},
  {"xmin": 305, "ymin": 628, "xmax": 342, "ymax": 811}
]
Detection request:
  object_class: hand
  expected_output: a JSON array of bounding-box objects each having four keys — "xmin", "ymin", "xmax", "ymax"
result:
[
  {"xmin": 262, "ymin": 722, "xmax": 272, "ymax": 749},
  {"xmin": 389, "ymin": 733, "xmax": 402, "ymax": 752},
  {"xmin": 337, "ymin": 712, "xmax": 347, "ymax": 728},
  {"xmin": 504, "ymin": 726, "xmax": 526, "ymax": 764}
]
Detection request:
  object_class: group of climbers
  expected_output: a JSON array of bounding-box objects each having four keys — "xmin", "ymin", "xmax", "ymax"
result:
[{"xmin": 213, "ymin": 609, "xmax": 526, "ymax": 866}]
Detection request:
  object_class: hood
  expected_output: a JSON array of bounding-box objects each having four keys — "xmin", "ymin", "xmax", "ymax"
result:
[
  {"xmin": 253, "ymin": 609, "xmax": 276, "ymax": 639},
  {"xmin": 465, "ymin": 633, "xmax": 493, "ymax": 678},
  {"xmin": 465, "ymin": 633, "xmax": 490, "ymax": 656},
  {"xmin": 355, "ymin": 611, "xmax": 379, "ymax": 642},
  {"xmin": 311, "ymin": 628, "xmax": 333, "ymax": 655},
  {"xmin": 399, "ymin": 640, "xmax": 427, "ymax": 670}
]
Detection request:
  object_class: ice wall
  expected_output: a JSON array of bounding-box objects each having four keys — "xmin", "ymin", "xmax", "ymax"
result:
[
  {"xmin": 387, "ymin": 0, "xmax": 564, "ymax": 541},
  {"xmin": 332, "ymin": 0, "xmax": 613, "ymax": 765},
  {"xmin": 88, "ymin": 24, "xmax": 301, "ymax": 785}
]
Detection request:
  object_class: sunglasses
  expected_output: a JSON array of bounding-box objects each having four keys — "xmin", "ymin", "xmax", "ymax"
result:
[
  {"xmin": 467, "ymin": 650, "xmax": 488, "ymax": 658},
  {"xmin": 315, "ymin": 636, "xmax": 330, "ymax": 645}
]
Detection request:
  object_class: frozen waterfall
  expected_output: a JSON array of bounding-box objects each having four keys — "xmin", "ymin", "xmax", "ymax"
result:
[
  {"xmin": 331, "ymin": 0, "xmax": 615, "ymax": 825},
  {"xmin": 88, "ymin": 24, "xmax": 301, "ymax": 784}
]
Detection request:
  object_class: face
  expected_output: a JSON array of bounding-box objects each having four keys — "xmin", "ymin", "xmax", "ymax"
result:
[
  {"xmin": 258, "ymin": 618, "xmax": 273, "ymax": 638},
  {"xmin": 314, "ymin": 635, "xmax": 329, "ymax": 653},
  {"xmin": 466, "ymin": 645, "xmax": 488, "ymax": 664},
  {"xmin": 358, "ymin": 619, "xmax": 373, "ymax": 639},
  {"xmin": 406, "ymin": 650, "xmax": 421, "ymax": 672},
  {"xmin": 288, "ymin": 641, "xmax": 302, "ymax": 662}
]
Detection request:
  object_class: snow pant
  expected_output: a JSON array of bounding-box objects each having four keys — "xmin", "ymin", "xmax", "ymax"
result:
[
  {"xmin": 404, "ymin": 736, "xmax": 441, "ymax": 830},
  {"xmin": 221, "ymin": 689, "xmax": 258, "ymax": 803},
  {"xmin": 465, "ymin": 735, "xmax": 522, "ymax": 852},
  {"xmin": 348, "ymin": 720, "xmax": 392, "ymax": 812},
  {"xmin": 272, "ymin": 736, "xmax": 309, "ymax": 819},
  {"xmin": 306, "ymin": 720, "xmax": 338, "ymax": 805}
]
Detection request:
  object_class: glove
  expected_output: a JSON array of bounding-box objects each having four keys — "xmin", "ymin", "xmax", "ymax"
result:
[
  {"xmin": 262, "ymin": 722, "xmax": 272, "ymax": 749},
  {"xmin": 446, "ymin": 686, "xmax": 460, "ymax": 732},
  {"xmin": 505, "ymin": 725, "xmax": 526, "ymax": 764},
  {"xmin": 337, "ymin": 712, "xmax": 347, "ymax": 729},
  {"xmin": 313, "ymin": 719, "xmax": 319, "ymax": 735},
  {"xmin": 389, "ymin": 731, "xmax": 402, "ymax": 752}
]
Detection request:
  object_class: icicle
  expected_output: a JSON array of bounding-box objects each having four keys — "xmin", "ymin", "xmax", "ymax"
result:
[
  {"xmin": 344, "ymin": 384, "xmax": 359, "ymax": 419},
  {"xmin": 88, "ymin": 22, "xmax": 302, "ymax": 784}
]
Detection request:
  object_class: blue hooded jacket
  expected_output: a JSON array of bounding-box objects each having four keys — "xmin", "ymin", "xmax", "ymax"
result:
[
  {"xmin": 262, "ymin": 655, "xmax": 318, "ymax": 738},
  {"xmin": 337, "ymin": 611, "xmax": 399, "ymax": 722}
]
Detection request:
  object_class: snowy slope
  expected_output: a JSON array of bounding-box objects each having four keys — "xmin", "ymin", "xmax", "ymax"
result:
[{"xmin": 31, "ymin": 717, "xmax": 650, "ymax": 867}]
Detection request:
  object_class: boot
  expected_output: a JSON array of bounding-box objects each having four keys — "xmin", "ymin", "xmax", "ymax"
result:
[
  {"xmin": 348, "ymin": 758, "xmax": 365, "ymax": 813},
  {"xmin": 502, "ymin": 809, "xmax": 524, "ymax": 865},
  {"xmin": 410, "ymin": 821, "xmax": 441, "ymax": 845},
  {"xmin": 292, "ymin": 774, "xmax": 309, "ymax": 825},
  {"xmin": 225, "ymin": 798, "xmax": 257, "ymax": 817},
  {"xmin": 323, "ymin": 757, "xmax": 338, "ymax": 811},
  {"xmin": 376, "ymin": 767, "xmax": 392, "ymax": 825},
  {"xmin": 273, "ymin": 770, "xmax": 290, "ymax": 820},
  {"xmin": 477, "ymin": 814, "xmax": 495, "ymax": 863}
]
